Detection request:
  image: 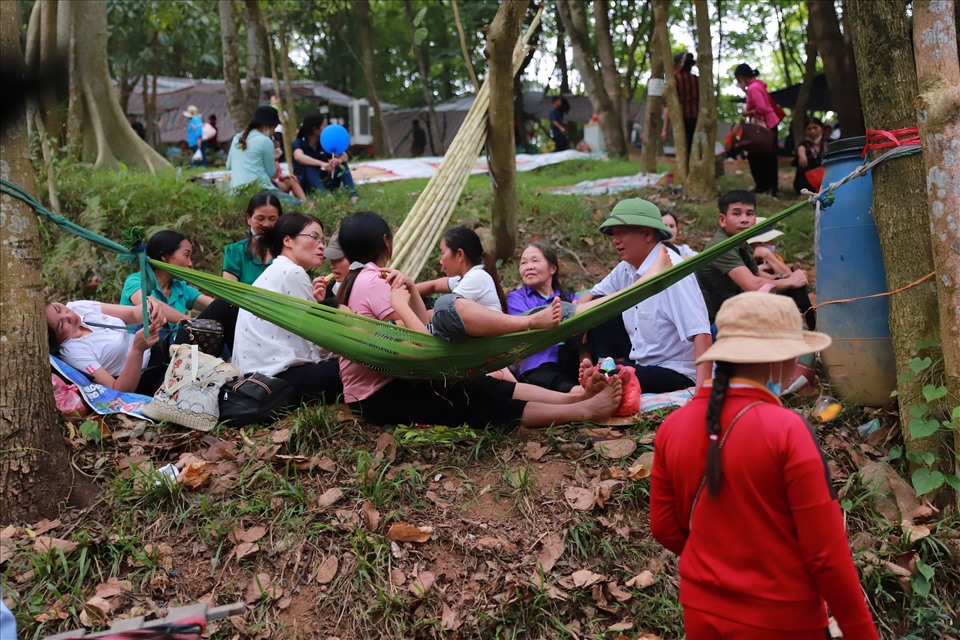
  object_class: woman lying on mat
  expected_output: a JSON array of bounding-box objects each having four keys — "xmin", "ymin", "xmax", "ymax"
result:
[
  {"xmin": 232, "ymin": 213, "xmax": 342, "ymax": 407},
  {"xmin": 46, "ymin": 299, "xmax": 168, "ymax": 395},
  {"xmin": 334, "ymin": 210, "xmax": 625, "ymax": 431}
]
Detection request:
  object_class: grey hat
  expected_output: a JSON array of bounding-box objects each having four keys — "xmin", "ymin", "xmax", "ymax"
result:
[
  {"xmin": 599, "ymin": 198, "xmax": 673, "ymax": 241},
  {"xmin": 325, "ymin": 229, "xmax": 345, "ymax": 261}
]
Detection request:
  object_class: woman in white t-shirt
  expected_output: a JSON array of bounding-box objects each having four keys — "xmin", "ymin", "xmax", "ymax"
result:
[
  {"xmin": 47, "ymin": 298, "xmax": 167, "ymax": 395},
  {"xmin": 416, "ymin": 226, "xmax": 506, "ymax": 313},
  {"xmin": 232, "ymin": 213, "xmax": 342, "ymax": 407}
]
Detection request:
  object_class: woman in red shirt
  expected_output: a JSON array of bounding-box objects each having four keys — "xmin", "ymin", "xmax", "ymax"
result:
[{"xmin": 651, "ymin": 292, "xmax": 878, "ymax": 639}]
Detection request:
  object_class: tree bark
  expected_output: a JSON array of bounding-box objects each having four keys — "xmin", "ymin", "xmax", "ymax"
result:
[
  {"xmin": 278, "ymin": 22, "xmax": 298, "ymax": 162},
  {"xmin": 639, "ymin": 8, "xmax": 664, "ymax": 173},
  {"xmin": 358, "ymin": 0, "xmax": 385, "ymax": 157},
  {"xmin": 848, "ymin": 0, "xmax": 949, "ymax": 489},
  {"xmin": 913, "ymin": 0, "xmax": 960, "ymax": 475},
  {"xmin": 809, "ymin": 0, "xmax": 865, "ymax": 136},
  {"xmin": 243, "ymin": 0, "xmax": 265, "ymax": 112},
  {"xmin": 405, "ymin": 0, "xmax": 441, "ymax": 155},
  {"xmin": 622, "ymin": 2, "xmax": 651, "ymax": 136},
  {"xmin": 685, "ymin": 0, "xmax": 717, "ymax": 201},
  {"xmin": 486, "ymin": 0, "xmax": 524, "ymax": 259},
  {"xmin": 556, "ymin": 0, "xmax": 628, "ymax": 158},
  {"xmin": 792, "ymin": 21, "xmax": 818, "ymax": 147},
  {"xmin": 594, "ymin": 0, "xmax": 626, "ymax": 147},
  {"xmin": 653, "ymin": 0, "xmax": 688, "ymax": 183},
  {"xmin": 555, "ymin": 2, "xmax": 570, "ymax": 95},
  {"xmin": 219, "ymin": 0, "xmax": 251, "ymax": 129},
  {"xmin": 774, "ymin": 4, "xmax": 793, "ymax": 86},
  {"xmin": 0, "ymin": 1, "xmax": 93, "ymax": 523},
  {"xmin": 27, "ymin": 0, "xmax": 167, "ymax": 171}
]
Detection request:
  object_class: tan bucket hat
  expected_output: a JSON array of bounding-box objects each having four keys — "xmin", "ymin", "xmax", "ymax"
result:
[
  {"xmin": 182, "ymin": 105, "xmax": 200, "ymax": 118},
  {"xmin": 697, "ymin": 291, "xmax": 831, "ymax": 363},
  {"xmin": 747, "ymin": 217, "xmax": 785, "ymax": 244}
]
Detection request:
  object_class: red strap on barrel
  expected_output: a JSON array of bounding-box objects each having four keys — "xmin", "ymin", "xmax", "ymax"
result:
[{"xmin": 861, "ymin": 127, "xmax": 921, "ymax": 157}]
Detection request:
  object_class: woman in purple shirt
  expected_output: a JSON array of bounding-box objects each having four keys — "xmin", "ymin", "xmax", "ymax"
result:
[{"xmin": 505, "ymin": 242, "xmax": 579, "ymax": 391}]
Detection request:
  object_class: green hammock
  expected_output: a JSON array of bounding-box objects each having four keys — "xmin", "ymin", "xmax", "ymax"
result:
[{"xmin": 2, "ymin": 177, "xmax": 810, "ymax": 379}]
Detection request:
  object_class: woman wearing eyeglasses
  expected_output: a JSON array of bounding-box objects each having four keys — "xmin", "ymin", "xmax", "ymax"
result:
[{"xmin": 232, "ymin": 213, "xmax": 342, "ymax": 406}]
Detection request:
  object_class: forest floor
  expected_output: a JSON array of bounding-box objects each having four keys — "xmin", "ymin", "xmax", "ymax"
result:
[{"xmin": 3, "ymin": 157, "xmax": 958, "ymax": 639}]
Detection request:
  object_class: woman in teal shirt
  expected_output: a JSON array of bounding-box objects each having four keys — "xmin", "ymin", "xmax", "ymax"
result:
[
  {"xmin": 222, "ymin": 191, "xmax": 284, "ymax": 284},
  {"xmin": 121, "ymin": 230, "xmax": 212, "ymax": 325}
]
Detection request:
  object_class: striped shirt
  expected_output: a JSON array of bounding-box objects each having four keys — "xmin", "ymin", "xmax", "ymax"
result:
[{"xmin": 676, "ymin": 70, "xmax": 699, "ymax": 119}]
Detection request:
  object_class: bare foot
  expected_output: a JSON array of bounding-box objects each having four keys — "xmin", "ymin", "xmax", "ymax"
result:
[
  {"xmin": 573, "ymin": 377, "xmax": 623, "ymax": 422},
  {"xmin": 578, "ymin": 357, "xmax": 596, "ymax": 388},
  {"xmin": 648, "ymin": 244, "xmax": 671, "ymax": 278},
  {"xmin": 527, "ymin": 297, "xmax": 562, "ymax": 330}
]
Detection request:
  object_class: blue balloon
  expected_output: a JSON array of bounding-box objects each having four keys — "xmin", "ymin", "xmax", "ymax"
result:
[{"xmin": 320, "ymin": 124, "xmax": 351, "ymax": 155}]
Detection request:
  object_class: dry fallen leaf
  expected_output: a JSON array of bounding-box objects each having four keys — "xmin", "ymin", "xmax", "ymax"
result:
[
  {"xmin": 523, "ymin": 441, "xmax": 549, "ymax": 462},
  {"xmin": 626, "ymin": 570, "xmax": 656, "ymax": 589},
  {"xmin": 238, "ymin": 525, "xmax": 267, "ymax": 544},
  {"xmin": 360, "ymin": 501, "xmax": 380, "ymax": 532},
  {"xmin": 570, "ymin": 569, "xmax": 605, "ymax": 588},
  {"xmin": 594, "ymin": 439, "xmax": 637, "ymax": 460},
  {"xmin": 94, "ymin": 577, "xmax": 132, "ymax": 599},
  {"xmin": 315, "ymin": 556, "xmax": 339, "ymax": 585},
  {"xmin": 233, "ymin": 542, "xmax": 260, "ymax": 560},
  {"xmin": 390, "ymin": 568, "xmax": 406, "ymax": 586},
  {"xmin": 177, "ymin": 461, "xmax": 211, "ymax": 489},
  {"xmin": 564, "ymin": 486, "xmax": 596, "ymax": 511},
  {"xmin": 533, "ymin": 532, "xmax": 564, "ymax": 576},
  {"xmin": 408, "ymin": 571, "xmax": 435, "ymax": 598},
  {"xmin": 317, "ymin": 488, "xmax": 344, "ymax": 508},
  {"xmin": 386, "ymin": 523, "xmax": 433, "ymax": 543},
  {"xmin": 608, "ymin": 620, "xmax": 633, "ymax": 632},
  {"xmin": 31, "ymin": 519, "xmax": 61, "ymax": 536},
  {"xmin": 34, "ymin": 537, "xmax": 77, "ymax": 555},
  {"xmin": 83, "ymin": 596, "xmax": 112, "ymax": 622},
  {"xmin": 627, "ymin": 461, "xmax": 651, "ymax": 480},
  {"xmin": 205, "ymin": 440, "xmax": 237, "ymax": 462},
  {"xmin": 606, "ymin": 581, "xmax": 632, "ymax": 602},
  {"xmin": 441, "ymin": 602, "xmax": 460, "ymax": 630},
  {"xmin": 374, "ymin": 432, "xmax": 397, "ymax": 462},
  {"xmin": 271, "ymin": 428, "xmax": 290, "ymax": 444},
  {"xmin": 245, "ymin": 572, "xmax": 278, "ymax": 603},
  {"xmin": 476, "ymin": 536, "xmax": 518, "ymax": 555}
]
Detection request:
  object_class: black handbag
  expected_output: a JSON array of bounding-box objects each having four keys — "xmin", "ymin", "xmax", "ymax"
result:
[
  {"xmin": 740, "ymin": 120, "xmax": 774, "ymax": 155},
  {"xmin": 218, "ymin": 372, "xmax": 295, "ymax": 427},
  {"xmin": 172, "ymin": 318, "xmax": 224, "ymax": 357}
]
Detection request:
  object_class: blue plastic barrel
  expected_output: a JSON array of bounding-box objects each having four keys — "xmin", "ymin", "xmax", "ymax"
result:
[{"xmin": 816, "ymin": 137, "xmax": 896, "ymax": 406}]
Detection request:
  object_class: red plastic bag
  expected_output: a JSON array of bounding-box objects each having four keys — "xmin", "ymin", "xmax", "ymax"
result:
[
  {"xmin": 51, "ymin": 374, "xmax": 88, "ymax": 418},
  {"xmin": 612, "ymin": 366, "xmax": 642, "ymax": 417}
]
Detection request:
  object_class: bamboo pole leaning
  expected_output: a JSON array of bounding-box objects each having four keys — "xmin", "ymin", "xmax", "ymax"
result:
[{"xmin": 390, "ymin": 6, "xmax": 543, "ymax": 280}]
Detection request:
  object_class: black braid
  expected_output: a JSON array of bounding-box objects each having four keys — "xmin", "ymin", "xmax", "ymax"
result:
[{"xmin": 705, "ymin": 361, "xmax": 733, "ymax": 496}]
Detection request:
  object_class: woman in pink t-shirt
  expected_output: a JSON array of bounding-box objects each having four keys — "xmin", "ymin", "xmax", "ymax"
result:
[
  {"xmin": 735, "ymin": 63, "xmax": 781, "ymax": 197},
  {"xmin": 334, "ymin": 211, "xmax": 622, "ymax": 431}
]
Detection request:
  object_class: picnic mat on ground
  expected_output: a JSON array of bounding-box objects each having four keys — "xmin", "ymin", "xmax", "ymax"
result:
[
  {"xmin": 542, "ymin": 172, "xmax": 668, "ymax": 196},
  {"xmin": 51, "ymin": 356, "xmax": 154, "ymax": 420}
]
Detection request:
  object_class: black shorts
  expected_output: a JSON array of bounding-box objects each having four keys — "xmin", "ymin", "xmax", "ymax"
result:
[{"xmin": 352, "ymin": 376, "xmax": 526, "ymax": 432}]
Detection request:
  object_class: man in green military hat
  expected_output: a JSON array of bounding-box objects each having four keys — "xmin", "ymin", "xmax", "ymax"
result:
[{"xmin": 579, "ymin": 198, "xmax": 713, "ymax": 392}]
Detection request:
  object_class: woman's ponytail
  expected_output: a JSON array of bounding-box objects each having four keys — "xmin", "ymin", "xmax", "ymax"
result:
[{"xmin": 705, "ymin": 361, "xmax": 733, "ymax": 496}]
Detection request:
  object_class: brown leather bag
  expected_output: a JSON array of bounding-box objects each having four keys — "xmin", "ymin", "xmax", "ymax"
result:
[{"xmin": 740, "ymin": 120, "xmax": 774, "ymax": 155}]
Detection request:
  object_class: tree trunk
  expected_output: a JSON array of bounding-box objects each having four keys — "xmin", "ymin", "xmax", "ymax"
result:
[
  {"xmin": 685, "ymin": 0, "xmax": 717, "ymax": 201},
  {"xmin": 848, "ymin": 0, "xmax": 949, "ymax": 492},
  {"xmin": 0, "ymin": 1, "xmax": 94, "ymax": 523},
  {"xmin": 653, "ymin": 0, "xmax": 688, "ymax": 183},
  {"xmin": 278, "ymin": 23, "xmax": 298, "ymax": 162},
  {"xmin": 358, "ymin": 0, "xmax": 385, "ymax": 157},
  {"xmin": 555, "ymin": 2, "xmax": 570, "ymax": 95},
  {"xmin": 219, "ymin": 0, "xmax": 251, "ymax": 129},
  {"xmin": 594, "ymin": 0, "xmax": 626, "ymax": 147},
  {"xmin": 27, "ymin": 0, "xmax": 167, "ymax": 171},
  {"xmin": 913, "ymin": 0, "xmax": 960, "ymax": 480},
  {"xmin": 243, "ymin": 0, "xmax": 265, "ymax": 111},
  {"xmin": 639, "ymin": 9, "xmax": 665, "ymax": 173},
  {"xmin": 623, "ymin": 2, "xmax": 651, "ymax": 136},
  {"xmin": 405, "ymin": 0, "xmax": 441, "ymax": 156},
  {"xmin": 792, "ymin": 21, "xmax": 818, "ymax": 147},
  {"xmin": 486, "ymin": 0, "xmax": 524, "ymax": 260},
  {"xmin": 145, "ymin": 71, "xmax": 159, "ymax": 149},
  {"xmin": 556, "ymin": 0, "xmax": 628, "ymax": 158},
  {"xmin": 774, "ymin": 4, "xmax": 794, "ymax": 86},
  {"xmin": 809, "ymin": 0, "xmax": 864, "ymax": 136}
]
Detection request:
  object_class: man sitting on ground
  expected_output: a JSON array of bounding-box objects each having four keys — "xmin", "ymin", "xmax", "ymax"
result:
[
  {"xmin": 579, "ymin": 198, "xmax": 712, "ymax": 393},
  {"xmin": 696, "ymin": 190, "xmax": 815, "ymax": 328}
]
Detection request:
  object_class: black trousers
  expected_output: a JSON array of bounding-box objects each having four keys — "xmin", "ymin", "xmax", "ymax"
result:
[
  {"xmin": 747, "ymin": 126, "xmax": 779, "ymax": 195},
  {"xmin": 275, "ymin": 360, "xmax": 343, "ymax": 407}
]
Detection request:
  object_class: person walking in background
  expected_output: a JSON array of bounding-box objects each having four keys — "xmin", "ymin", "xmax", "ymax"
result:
[
  {"xmin": 735, "ymin": 63, "xmax": 781, "ymax": 196},
  {"xmin": 183, "ymin": 104, "xmax": 206, "ymax": 167},
  {"xmin": 662, "ymin": 52, "xmax": 699, "ymax": 164},
  {"xmin": 650, "ymin": 292, "xmax": 878, "ymax": 639},
  {"xmin": 410, "ymin": 119, "xmax": 427, "ymax": 157},
  {"xmin": 549, "ymin": 95, "xmax": 570, "ymax": 152}
]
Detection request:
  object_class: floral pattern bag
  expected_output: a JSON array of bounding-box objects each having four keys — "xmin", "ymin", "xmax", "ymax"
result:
[{"xmin": 141, "ymin": 344, "xmax": 239, "ymax": 431}]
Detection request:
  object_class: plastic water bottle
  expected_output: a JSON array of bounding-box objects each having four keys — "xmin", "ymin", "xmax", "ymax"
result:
[{"xmin": 599, "ymin": 357, "xmax": 617, "ymax": 377}]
